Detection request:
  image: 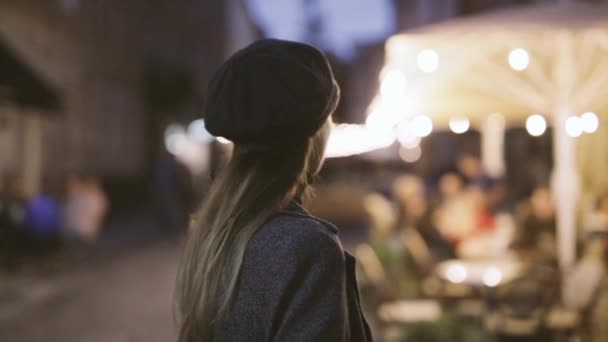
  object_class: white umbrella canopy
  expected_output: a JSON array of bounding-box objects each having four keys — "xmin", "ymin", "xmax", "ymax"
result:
[
  {"xmin": 412, "ymin": 1, "xmax": 608, "ymax": 34},
  {"xmin": 378, "ymin": 1, "xmax": 608, "ymax": 128},
  {"xmin": 361, "ymin": 1, "xmax": 608, "ymax": 285}
]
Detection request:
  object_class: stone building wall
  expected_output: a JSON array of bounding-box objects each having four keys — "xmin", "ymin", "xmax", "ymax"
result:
[{"xmin": 0, "ymin": 0, "xmax": 228, "ymax": 191}]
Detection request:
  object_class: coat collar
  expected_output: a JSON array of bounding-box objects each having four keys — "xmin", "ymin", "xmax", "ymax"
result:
[{"xmin": 281, "ymin": 200, "xmax": 339, "ymax": 234}]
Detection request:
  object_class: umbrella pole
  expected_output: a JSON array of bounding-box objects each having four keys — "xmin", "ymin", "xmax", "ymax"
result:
[
  {"xmin": 481, "ymin": 113, "xmax": 506, "ymax": 178},
  {"xmin": 551, "ymin": 105, "xmax": 579, "ymax": 301}
]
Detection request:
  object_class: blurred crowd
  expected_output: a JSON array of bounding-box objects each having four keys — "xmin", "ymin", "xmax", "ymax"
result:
[
  {"xmin": 0, "ymin": 149, "xmax": 197, "ymax": 273},
  {"xmin": 351, "ymin": 154, "xmax": 608, "ymax": 341},
  {"xmin": 0, "ymin": 173, "xmax": 107, "ymax": 272}
]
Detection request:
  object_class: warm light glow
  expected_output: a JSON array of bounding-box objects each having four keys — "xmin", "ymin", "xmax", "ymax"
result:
[
  {"xmin": 187, "ymin": 119, "xmax": 214, "ymax": 143},
  {"xmin": 380, "ymin": 68, "xmax": 406, "ymax": 99},
  {"xmin": 581, "ymin": 112, "xmax": 599, "ymax": 133},
  {"xmin": 365, "ymin": 108, "xmax": 398, "ymax": 132},
  {"xmin": 446, "ymin": 264, "xmax": 467, "ymax": 283},
  {"xmin": 365, "ymin": 98, "xmax": 407, "ymax": 132},
  {"xmin": 401, "ymin": 137, "xmax": 421, "ymax": 149},
  {"xmin": 164, "ymin": 123, "xmax": 208, "ymax": 170},
  {"xmin": 417, "ymin": 49, "xmax": 439, "ymax": 73},
  {"xmin": 508, "ymin": 48, "xmax": 529, "ymax": 71},
  {"xmin": 411, "ymin": 115, "xmax": 433, "ymax": 137},
  {"xmin": 164, "ymin": 124, "xmax": 186, "ymax": 154},
  {"xmin": 217, "ymin": 137, "xmax": 232, "ymax": 144},
  {"xmin": 482, "ymin": 267, "xmax": 502, "ymax": 287},
  {"xmin": 325, "ymin": 123, "xmax": 396, "ymax": 158},
  {"xmin": 396, "ymin": 121, "xmax": 421, "ymax": 148},
  {"xmin": 565, "ymin": 116, "xmax": 583, "ymax": 137},
  {"xmin": 526, "ymin": 114, "xmax": 547, "ymax": 137},
  {"xmin": 399, "ymin": 146, "xmax": 422, "ymax": 163},
  {"xmin": 449, "ymin": 117, "xmax": 470, "ymax": 134}
]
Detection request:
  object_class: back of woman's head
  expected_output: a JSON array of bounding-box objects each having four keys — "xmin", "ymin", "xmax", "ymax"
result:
[{"xmin": 176, "ymin": 39, "xmax": 339, "ymax": 342}]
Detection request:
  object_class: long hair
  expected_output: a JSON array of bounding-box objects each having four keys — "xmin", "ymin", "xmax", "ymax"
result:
[{"xmin": 175, "ymin": 120, "xmax": 331, "ymax": 342}]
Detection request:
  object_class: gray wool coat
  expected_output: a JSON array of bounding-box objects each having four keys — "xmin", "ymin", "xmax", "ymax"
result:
[{"xmin": 212, "ymin": 203, "xmax": 373, "ymax": 342}]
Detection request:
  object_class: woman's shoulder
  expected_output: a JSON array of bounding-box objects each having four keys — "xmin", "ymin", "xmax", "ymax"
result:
[{"xmin": 246, "ymin": 212, "xmax": 345, "ymax": 267}]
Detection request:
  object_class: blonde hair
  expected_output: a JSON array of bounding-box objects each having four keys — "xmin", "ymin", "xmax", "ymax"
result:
[{"xmin": 175, "ymin": 120, "xmax": 331, "ymax": 342}]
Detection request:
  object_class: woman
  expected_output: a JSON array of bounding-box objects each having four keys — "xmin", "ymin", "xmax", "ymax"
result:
[{"xmin": 176, "ymin": 39, "xmax": 372, "ymax": 342}]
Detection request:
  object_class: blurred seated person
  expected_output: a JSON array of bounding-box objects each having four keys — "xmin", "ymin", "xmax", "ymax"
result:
[
  {"xmin": 437, "ymin": 171, "xmax": 465, "ymax": 200},
  {"xmin": 563, "ymin": 233, "xmax": 606, "ymax": 313},
  {"xmin": 0, "ymin": 175, "xmax": 29, "ymax": 269},
  {"xmin": 394, "ymin": 175, "xmax": 454, "ymax": 267},
  {"xmin": 0, "ymin": 175, "xmax": 16, "ymax": 269},
  {"xmin": 430, "ymin": 171, "xmax": 465, "ymax": 212},
  {"xmin": 584, "ymin": 192, "xmax": 608, "ymax": 235},
  {"xmin": 587, "ymin": 231, "xmax": 608, "ymax": 341},
  {"xmin": 511, "ymin": 186, "xmax": 556, "ymax": 261},
  {"xmin": 3, "ymin": 175, "xmax": 27, "ymax": 227},
  {"xmin": 456, "ymin": 183, "xmax": 519, "ymax": 259},
  {"xmin": 485, "ymin": 178, "xmax": 511, "ymax": 214},
  {"xmin": 364, "ymin": 193, "xmax": 397, "ymax": 240},
  {"xmin": 64, "ymin": 173, "xmax": 108, "ymax": 243},
  {"xmin": 434, "ymin": 173, "xmax": 498, "ymax": 256},
  {"xmin": 24, "ymin": 186, "xmax": 63, "ymax": 256},
  {"xmin": 434, "ymin": 172, "xmax": 474, "ymax": 243},
  {"xmin": 360, "ymin": 193, "xmax": 419, "ymax": 299},
  {"xmin": 599, "ymin": 192, "xmax": 608, "ymax": 226},
  {"xmin": 469, "ymin": 184, "xmax": 496, "ymax": 234},
  {"xmin": 457, "ymin": 154, "xmax": 487, "ymax": 186},
  {"xmin": 0, "ymin": 174, "xmax": 11, "ymax": 227},
  {"xmin": 25, "ymin": 193, "xmax": 60, "ymax": 237}
]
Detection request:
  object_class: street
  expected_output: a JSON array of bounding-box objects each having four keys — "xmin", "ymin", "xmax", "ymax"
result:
[{"xmin": 0, "ymin": 224, "xmax": 180, "ymax": 342}]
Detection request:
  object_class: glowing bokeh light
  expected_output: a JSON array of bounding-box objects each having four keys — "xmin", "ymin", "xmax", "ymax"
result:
[
  {"xmin": 365, "ymin": 98, "xmax": 407, "ymax": 132},
  {"xmin": 565, "ymin": 116, "xmax": 583, "ymax": 137},
  {"xmin": 449, "ymin": 117, "xmax": 470, "ymax": 134},
  {"xmin": 411, "ymin": 115, "xmax": 433, "ymax": 137},
  {"xmin": 482, "ymin": 267, "xmax": 502, "ymax": 287},
  {"xmin": 508, "ymin": 48, "xmax": 529, "ymax": 71},
  {"xmin": 526, "ymin": 114, "xmax": 547, "ymax": 137},
  {"xmin": 325, "ymin": 123, "xmax": 396, "ymax": 158},
  {"xmin": 580, "ymin": 112, "xmax": 599, "ymax": 133},
  {"xmin": 396, "ymin": 120, "xmax": 421, "ymax": 148},
  {"xmin": 417, "ymin": 49, "xmax": 439, "ymax": 73},
  {"xmin": 446, "ymin": 264, "xmax": 467, "ymax": 283}
]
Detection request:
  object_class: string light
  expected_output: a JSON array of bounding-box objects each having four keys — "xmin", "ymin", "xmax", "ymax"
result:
[
  {"xmin": 526, "ymin": 114, "xmax": 547, "ymax": 137},
  {"xmin": 446, "ymin": 264, "xmax": 467, "ymax": 283},
  {"xmin": 580, "ymin": 112, "xmax": 599, "ymax": 133},
  {"xmin": 417, "ymin": 49, "xmax": 440, "ymax": 73},
  {"xmin": 483, "ymin": 267, "xmax": 502, "ymax": 287},
  {"xmin": 449, "ymin": 117, "xmax": 470, "ymax": 134},
  {"xmin": 508, "ymin": 48, "xmax": 529, "ymax": 71},
  {"xmin": 565, "ymin": 116, "xmax": 583, "ymax": 137},
  {"xmin": 411, "ymin": 115, "xmax": 433, "ymax": 137}
]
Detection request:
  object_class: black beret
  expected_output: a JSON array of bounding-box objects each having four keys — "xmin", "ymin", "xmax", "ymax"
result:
[{"xmin": 203, "ymin": 39, "xmax": 339, "ymax": 145}]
